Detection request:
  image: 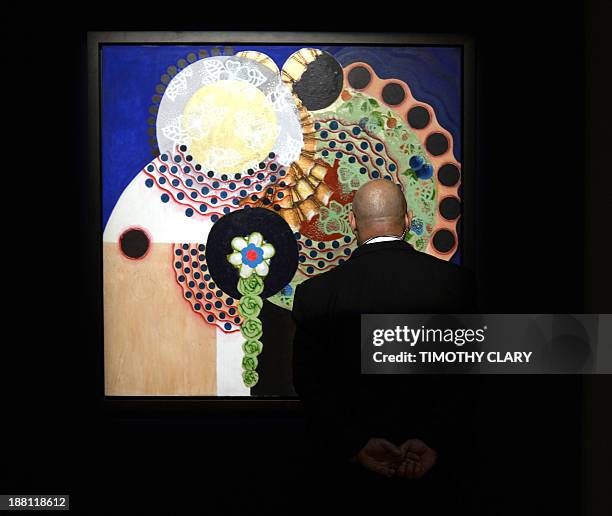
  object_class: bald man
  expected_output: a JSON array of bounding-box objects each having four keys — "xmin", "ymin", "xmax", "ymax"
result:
[
  {"xmin": 349, "ymin": 178, "xmax": 410, "ymax": 245},
  {"xmin": 292, "ymin": 180, "xmax": 478, "ymax": 514}
]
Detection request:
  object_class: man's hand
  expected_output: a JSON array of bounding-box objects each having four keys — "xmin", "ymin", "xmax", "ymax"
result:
[
  {"xmin": 353, "ymin": 438, "xmax": 404, "ymax": 477},
  {"xmin": 396, "ymin": 439, "xmax": 437, "ymax": 479}
]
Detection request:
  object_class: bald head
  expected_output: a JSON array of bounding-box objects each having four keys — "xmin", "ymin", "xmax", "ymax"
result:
[
  {"xmin": 353, "ymin": 179, "xmax": 407, "ymax": 222},
  {"xmin": 349, "ymin": 179, "xmax": 410, "ymax": 244}
]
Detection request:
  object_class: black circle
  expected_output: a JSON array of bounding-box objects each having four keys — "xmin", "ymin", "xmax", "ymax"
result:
[
  {"xmin": 432, "ymin": 229, "xmax": 456, "ymax": 254},
  {"xmin": 407, "ymin": 105, "xmax": 431, "ymax": 129},
  {"xmin": 120, "ymin": 228, "xmax": 149, "ymax": 259},
  {"xmin": 347, "ymin": 66, "xmax": 371, "ymax": 89},
  {"xmin": 292, "ymin": 51, "xmax": 343, "ymax": 111},
  {"xmin": 381, "ymin": 83, "xmax": 406, "ymax": 106},
  {"xmin": 439, "ymin": 197, "xmax": 461, "ymax": 220},
  {"xmin": 205, "ymin": 208, "xmax": 299, "ymax": 299},
  {"xmin": 438, "ymin": 164, "xmax": 460, "ymax": 187},
  {"xmin": 426, "ymin": 132, "xmax": 449, "ymax": 156}
]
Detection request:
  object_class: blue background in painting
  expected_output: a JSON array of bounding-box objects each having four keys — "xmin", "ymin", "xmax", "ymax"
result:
[{"xmin": 101, "ymin": 45, "xmax": 461, "ymax": 229}]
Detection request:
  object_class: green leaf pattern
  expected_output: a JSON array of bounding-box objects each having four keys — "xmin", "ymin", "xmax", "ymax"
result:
[{"xmin": 318, "ymin": 201, "xmax": 353, "ymax": 236}]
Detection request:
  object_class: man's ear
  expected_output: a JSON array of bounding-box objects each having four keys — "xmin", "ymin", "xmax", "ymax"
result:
[
  {"xmin": 349, "ymin": 211, "xmax": 357, "ymax": 234},
  {"xmin": 405, "ymin": 211, "xmax": 412, "ymax": 230}
]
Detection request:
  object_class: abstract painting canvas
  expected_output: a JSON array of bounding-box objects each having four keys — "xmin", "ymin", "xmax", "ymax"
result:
[{"xmin": 100, "ymin": 41, "xmax": 463, "ymax": 397}]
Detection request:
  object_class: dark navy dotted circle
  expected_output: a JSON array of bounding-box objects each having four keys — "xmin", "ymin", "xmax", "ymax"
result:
[{"xmin": 205, "ymin": 207, "xmax": 299, "ymax": 299}]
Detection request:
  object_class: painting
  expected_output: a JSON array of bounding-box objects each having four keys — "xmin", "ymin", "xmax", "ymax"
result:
[{"xmin": 100, "ymin": 40, "xmax": 463, "ymax": 397}]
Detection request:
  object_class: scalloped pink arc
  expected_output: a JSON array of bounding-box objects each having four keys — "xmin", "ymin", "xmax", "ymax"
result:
[{"xmin": 342, "ymin": 62, "xmax": 462, "ymax": 261}]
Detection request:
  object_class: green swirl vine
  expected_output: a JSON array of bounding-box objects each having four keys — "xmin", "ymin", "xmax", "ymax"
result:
[{"xmin": 227, "ymin": 232, "xmax": 275, "ymax": 388}]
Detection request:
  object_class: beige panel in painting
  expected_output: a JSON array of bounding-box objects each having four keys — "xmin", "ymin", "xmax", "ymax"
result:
[{"xmin": 104, "ymin": 243, "xmax": 216, "ymax": 395}]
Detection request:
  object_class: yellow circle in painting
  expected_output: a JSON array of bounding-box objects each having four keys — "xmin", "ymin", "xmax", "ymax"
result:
[{"xmin": 182, "ymin": 80, "xmax": 279, "ymax": 173}]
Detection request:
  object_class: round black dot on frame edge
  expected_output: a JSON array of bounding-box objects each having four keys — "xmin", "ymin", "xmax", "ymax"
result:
[
  {"xmin": 381, "ymin": 82, "xmax": 406, "ymax": 106},
  {"xmin": 407, "ymin": 105, "xmax": 431, "ymax": 129},
  {"xmin": 439, "ymin": 197, "xmax": 461, "ymax": 221},
  {"xmin": 437, "ymin": 163, "xmax": 460, "ymax": 187},
  {"xmin": 347, "ymin": 66, "xmax": 371, "ymax": 89},
  {"xmin": 432, "ymin": 229, "xmax": 456, "ymax": 254},
  {"xmin": 426, "ymin": 132, "xmax": 449, "ymax": 156}
]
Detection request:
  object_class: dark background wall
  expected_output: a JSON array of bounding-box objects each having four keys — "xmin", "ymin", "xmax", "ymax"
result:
[{"xmin": 7, "ymin": 1, "xmax": 610, "ymax": 513}]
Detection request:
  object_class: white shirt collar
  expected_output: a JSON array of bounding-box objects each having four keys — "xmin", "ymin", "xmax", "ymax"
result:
[{"xmin": 362, "ymin": 235, "xmax": 403, "ymax": 245}]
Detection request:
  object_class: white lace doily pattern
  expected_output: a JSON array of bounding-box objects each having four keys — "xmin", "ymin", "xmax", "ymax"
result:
[{"xmin": 156, "ymin": 55, "xmax": 303, "ymax": 176}]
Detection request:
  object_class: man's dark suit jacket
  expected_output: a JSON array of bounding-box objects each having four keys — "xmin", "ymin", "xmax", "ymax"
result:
[{"xmin": 291, "ymin": 239, "xmax": 478, "ymax": 470}]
